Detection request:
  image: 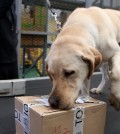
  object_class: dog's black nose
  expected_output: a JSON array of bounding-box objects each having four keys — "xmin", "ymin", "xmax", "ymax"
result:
[{"xmin": 49, "ymin": 96, "xmax": 60, "ymax": 109}]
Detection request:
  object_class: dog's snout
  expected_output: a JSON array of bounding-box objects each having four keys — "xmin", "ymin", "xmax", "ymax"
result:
[{"xmin": 49, "ymin": 96, "xmax": 60, "ymax": 109}]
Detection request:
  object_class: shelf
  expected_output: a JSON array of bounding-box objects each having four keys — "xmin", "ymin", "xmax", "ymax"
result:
[
  {"xmin": 21, "ymin": 31, "xmax": 58, "ymax": 36},
  {"xmin": 22, "ymin": 0, "xmax": 85, "ymax": 10}
]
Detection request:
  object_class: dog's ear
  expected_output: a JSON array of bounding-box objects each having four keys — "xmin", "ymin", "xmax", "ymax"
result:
[
  {"xmin": 89, "ymin": 47, "xmax": 102, "ymax": 69},
  {"xmin": 81, "ymin": 55, "xmax": 94, "ymax": 79},
  {"xmin": 82, "ymin": 48, "xmax": 102, "ymax": 79}
]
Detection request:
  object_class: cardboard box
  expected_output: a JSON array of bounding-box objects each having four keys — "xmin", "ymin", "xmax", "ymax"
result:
[{"xmin": 15, "ymin": 96, "xmax": 106, "ymax": 134}]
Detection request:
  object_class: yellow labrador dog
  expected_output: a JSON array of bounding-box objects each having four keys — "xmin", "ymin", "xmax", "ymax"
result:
[{"xmin": 45, "ymin": 7, "xmax": 120, "ymax": 110}]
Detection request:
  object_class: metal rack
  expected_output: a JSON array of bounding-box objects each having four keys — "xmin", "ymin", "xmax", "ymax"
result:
[
  {"xmin": 21, "ymin": 1, "xmax": 49, "ymax": 77},
  {"xmin": 20, "ymin": 0, "xmax": 89, "ymax": 78}
]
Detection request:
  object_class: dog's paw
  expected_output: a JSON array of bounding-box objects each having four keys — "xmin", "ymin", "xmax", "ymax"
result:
[
  {"xmin": 109, "ymin": 93, "xmax": 120, "ymax": 111},
  {"xmin": 90, "ymin": 88, "xmax": 103, "ymax": 94}
]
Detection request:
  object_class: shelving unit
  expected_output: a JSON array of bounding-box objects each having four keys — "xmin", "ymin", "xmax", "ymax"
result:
[
  {"xmin": 20, "ymin": 0, "xmax": 119, "ymax": 78},
  {"xmin": 20, "ymin": 0, "xmax": 89, "ymax": 78}
]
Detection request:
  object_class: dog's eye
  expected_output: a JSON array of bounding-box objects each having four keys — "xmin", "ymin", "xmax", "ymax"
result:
[{"xmin": 64, "ymin": 70, "xmax": 75, "ymax": 77}]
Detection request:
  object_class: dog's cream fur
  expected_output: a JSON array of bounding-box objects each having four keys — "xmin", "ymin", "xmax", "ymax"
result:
[{"xmin": 45, "ymin": 7, "xmax": 120, "ymax": 110}]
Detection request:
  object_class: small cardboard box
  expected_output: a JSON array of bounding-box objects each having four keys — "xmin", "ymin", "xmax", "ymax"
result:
[{"xmin": 15, "ymin": 96, "xmax": 106, "ymax": 134}]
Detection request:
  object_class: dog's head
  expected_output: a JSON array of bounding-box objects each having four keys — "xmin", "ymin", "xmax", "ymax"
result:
[{"xmin": 46, "ymin": 40, "xmax": 102, "ymax": 110}]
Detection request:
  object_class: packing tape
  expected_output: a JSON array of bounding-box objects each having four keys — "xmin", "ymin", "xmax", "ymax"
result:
[{"xmin": 73, "ymin": 107, "xmax": 84, "ymax": 134}]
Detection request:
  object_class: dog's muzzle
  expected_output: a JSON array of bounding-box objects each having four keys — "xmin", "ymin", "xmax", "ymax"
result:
[{"xmin": 48, "ymin": 96, "xmax": 60, "ymax": 109}]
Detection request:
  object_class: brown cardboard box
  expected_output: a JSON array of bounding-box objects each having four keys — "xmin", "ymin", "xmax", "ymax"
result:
[{"xmin": 15, "ymin": 96, "xmax": 106, "ymax": 134}]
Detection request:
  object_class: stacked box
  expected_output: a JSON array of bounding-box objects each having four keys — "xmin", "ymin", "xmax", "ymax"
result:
[{"xmin": 15, "ymin": 96, "xmax": 106, "ymax": 134}]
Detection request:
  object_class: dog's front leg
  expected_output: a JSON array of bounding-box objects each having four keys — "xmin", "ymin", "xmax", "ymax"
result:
[
  {"xmin": 109, "ymin": 53, "xmax": 120, "ymax": 110},
  {"xmin": 80, "ymin": 79, "xmax": 91, "ymax": 101},
  {"xmin": 90, "ymin": 63, "xmax": 109, "ymax": 94}
]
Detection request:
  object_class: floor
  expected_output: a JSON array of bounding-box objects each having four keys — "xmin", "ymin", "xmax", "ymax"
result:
[{"xmin": 0, "ymin": 75, "xmax": 120, "ymax": 134}]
